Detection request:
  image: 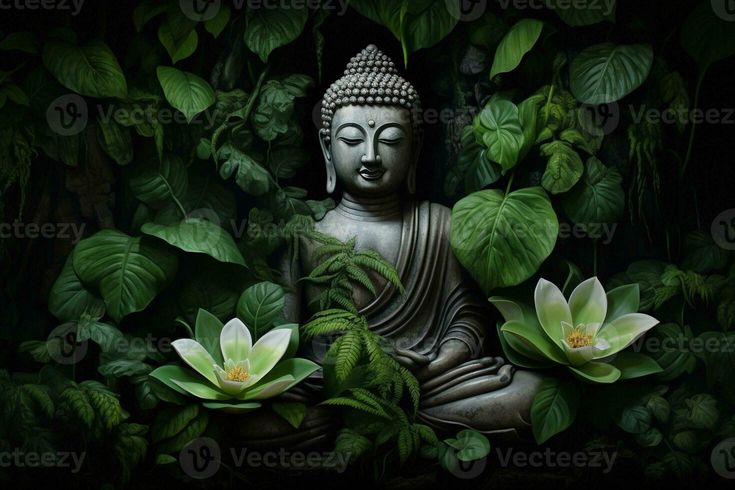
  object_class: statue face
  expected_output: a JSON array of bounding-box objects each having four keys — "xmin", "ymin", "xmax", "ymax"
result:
[{"xmin": 326, "ymin": 105, "xmax": 414, "ymax": 197}]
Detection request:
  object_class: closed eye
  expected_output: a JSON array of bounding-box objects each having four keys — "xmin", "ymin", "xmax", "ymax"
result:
[
  {"xmin": 379, "ymin": 138, "xmax": 402, "ymax": 145},
  {"xmin": 338, "ymin": 137, "xmax": 363, "ymax": 145}
]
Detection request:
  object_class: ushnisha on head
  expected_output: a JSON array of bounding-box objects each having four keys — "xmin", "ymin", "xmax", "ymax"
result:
[{"xmin": 319, "ymin": 45, "xmax": 423, "ymax": 197}]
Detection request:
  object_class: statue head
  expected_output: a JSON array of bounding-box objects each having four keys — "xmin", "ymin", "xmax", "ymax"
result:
[{"xmin": 319, "ymin": 45, "xmax": 422, "ymax": 197}]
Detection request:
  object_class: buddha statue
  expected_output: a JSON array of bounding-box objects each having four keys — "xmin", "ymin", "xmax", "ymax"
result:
[{"xmin": 237, "ymin": 45, "xmax": 543, "ymax": 448}]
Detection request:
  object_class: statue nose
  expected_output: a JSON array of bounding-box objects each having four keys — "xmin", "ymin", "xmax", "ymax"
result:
[{"xmin": 361, "ymin": 153, "xmax": 382, "ymax": 166}]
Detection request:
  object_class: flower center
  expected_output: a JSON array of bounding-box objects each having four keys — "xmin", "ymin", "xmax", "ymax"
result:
[
  {"xmin": 565, "ymin": 326, "xmax": 593, "ymax": 349},
  {"xmin": 226, "ymin": 365, "xmax": 250, "ymax": 382}
]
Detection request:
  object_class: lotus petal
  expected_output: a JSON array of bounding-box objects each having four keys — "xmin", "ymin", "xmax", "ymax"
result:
[
  {"xmin": 248, "ymin": 328, "xmax": 291, "ymax": 377},
  {"xmin": 534, "ymin": 278, "xmax": 572, "ymax": 346},
  {"xmin": 171, "ymin": 378, "xmax": 231, "ymax": 400},
  {"xmin": 501, "ymin": 320, "xmax": 567, "ymax": 364},
  {"xmin": 597, "ymin": 313, "xmax": 659, "ymax": 355},
  {"xmin": 220, "ymin": 318, "xmax": 252, "ymax": 364},
  {"xmin": 241, "ymin": 375, "xmax": 296, "ymax": 400},
  {"xmin": 171, "ymin": 339, "xmax": 218, "ymax": 385},
  {"xmin": 568, "ymin": 277, "xmax": 608, "ymax": 328},
  {"xmin": 569, "ymin": 361, "xmax": 621, "ymax": 384}
]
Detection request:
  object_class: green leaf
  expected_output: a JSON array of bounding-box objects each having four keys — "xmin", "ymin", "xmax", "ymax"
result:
[
  {"xmin": 451, "ymin": 187, "xmax": 558, "ymax": 294},
  {"xmin": 244, "ymin": 1, "xmax": 308, "ymax": 62},
  {"xmin": 531, "ymin": 378, "xmax": 579, "ymax": 444},
  {"xmin": 129, "ymin": 154, "xmax": 188, "ymax": 210},
  {"xmin": 474, "ymin": 99, "xmax": 524, "ymax": 172},
  {"xmin": 683, "ymin": 394, "xmax": 719, "ymax": 430},
  {"xmin": 609, "ymin": 352, "xmax": 662, "ymax": 380},
  {"xmin": 49, "ymin": 255, "xmax": 105, "ymax": 322},
  {"xmin": 236, "ymin": 282, "xmax": 285, "ymax": 336},
  {"xmin": 540, "ymin": 141, "xmax": 583, "ymax": 195},
  {"xmin": 604, "ymin": 284, "xmax": 640, "ymax": 323},
  {"xmin": 569, "ymin": 361, "xmax": 621, "ymax": 383},
  {"xmin": 204, "ymin": 5, "xmax": 231, "ymax": 39},
  {"xmin": 42, "ymin": 39, "xmax": 127, "ymax": 98},
  {"xmin": 555, "ymin": 1, "xmax": 616, "ymax": 26},
  {"xmin": 157, "ymin": 66, "xmax": 215, "ymax": 123},
  {"xmin": 681, "ymin": 1, "xmax": 735, "ymax": 70},
  {"xmin": 616, "ymin": 405, "xmax": 651, "ymax": 434},
  {"xmin": 489, "ymin": 19, "xmax": 544, "ymax": 79},
  {"xmin": 561, "ymin": 156, "xmax": 624, "ymax": 226},
  {"xmin": 97, "ymin": 117, "xmax": 133, "ymax": 165},
  {"xmin": 201, "ymin": 401, "xmax": 261, "ymax": 413},
  {"xmin": 158, "ymin": 11, "xmax": 198, "ymax": 64},
  {"xmin": 142, "ymin": 218, "xmax": 246, "ymax": 267},
  {"xmin": 272, "ymin": 402, "xmax": 307, "ymax": 429},
  {"xmin": 570, "ymin": 43, "xmax": 653, "ymax": 104},
  {"xmin": 0, "ymin": 31, "xmax": 40, "ymax": 54},
  {"xmin": 452, "ymin": 126, "xmax": 502, "ymax": 194},
  {"xmin": 218, "ymin": 145, "xmax": 271, "ymax": 196},
  {"xmin": 151, "ymin": 404, "xmax": 199, "ymax": 443},
  {"xmin": 72, "ymin": 230, "xmax": 178, "ymax": 322}
]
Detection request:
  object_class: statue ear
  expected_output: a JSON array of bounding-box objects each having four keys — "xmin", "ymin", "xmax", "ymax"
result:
[{"xmin": 319, "ymin": 129, "xmax": 336, "ymax": 194}]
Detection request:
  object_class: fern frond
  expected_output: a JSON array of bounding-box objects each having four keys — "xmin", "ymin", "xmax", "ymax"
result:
[{"xmin": 335, "ymin": 330, "xmax": 363, "ymax": 382}]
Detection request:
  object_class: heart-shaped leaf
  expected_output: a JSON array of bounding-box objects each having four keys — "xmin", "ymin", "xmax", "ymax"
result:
[
  {"xmin": 570, "ymin": 43, "xmax": 653, "ymax": 104},
  {"xmin": 531, "ymin": 377, "xmax": 580, "ymax": 444},
  {"xmin": 244, "ymin": 1, "xmax": 307, "ymax": 62},
  {"xmin": 236, "ymin": 282, "xmax": 285, "ymax": 337},
  {"xmin": 451, "ymin": 187, "xmax": 558, "ymax": 294},
  {"xmin": 142, "ymin": 218, "xmax": 246, "ymax": 267},
  {"xmin": 489, "ymin": 19, "xmax": 544, "ymax": 79},
  {"xmin": 42, "ymin": 39, "xmax": 127, "ymax": 98},
  {"xmin": 474, "ymin": 99, "xmax": 524, "ymax": 172},
  {"xmin": 562, "ymin": 156, "xmax": 624, "ymax": 229},
  {"xmin": 73, "ymin": 230, "xmax": 178, "ymax": 322},
  {"xmin": 157, "ymin": 66, "xmax": 215, "ymax": 123}
]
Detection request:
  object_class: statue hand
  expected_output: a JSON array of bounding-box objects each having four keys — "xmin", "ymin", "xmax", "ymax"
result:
[
  {"xmin": 414, "ymin": 339, "xmax": 471, "ymax": 383},
  {"xmin": 394, "ymin": 348, "xmax": 433, "ymax": 370}
]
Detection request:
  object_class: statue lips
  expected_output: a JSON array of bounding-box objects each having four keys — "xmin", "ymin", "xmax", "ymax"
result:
[{"xmin": 358, "ymin": 166, "xmax": 385, "ymax": 181}]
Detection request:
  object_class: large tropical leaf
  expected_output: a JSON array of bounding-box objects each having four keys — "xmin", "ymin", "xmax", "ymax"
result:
[
  {"xmin": 489, "ymin": 19, "xmax": 544, "ymax": 79},
  {"xmin": 530, "ymin": 377, "xmax": 580, "ymax": 444},
  {"xmin": 48, "ymin": 255, "xmax": 105, "ymax": 322},
  {"xmin": 540, "ymin": 141, "xmax": 584, "ymax": 194},
  {"xmin": 157, "ymin": 66, "xmax": 215, "ymax": 123},
  {"xmin": 243, "ymin": 1, "xmax": 308, "ymax": 62},
  {"xmin": 570, "ymin": 43, "xmax": 653, "ymax": 104},
  {"xmin": 236, "ymin": 282, "xmax": 285, "ymax": 337},
  {"xmin": 42, "ymin": 39, "xmax": 127, "ymax": 98},
  {"xmin": 129, "ymin": 155, "xmax": 188, "ymax": 210},
  {"xmin": 562, "ymin": 156, "xmax": 624, "ymax": 230},
  {"xmin": 474, "ymin": 99, "xmax": 524, "ymax": 172},
  {"xmin": 142, "ymin": 218, "xmax": 246, "ymax": 267},
  {"xmin": 555, "ymin": 1, "xmax": 616, "ymax": 26},
  {"xmin": 681, "ymin": 1, "xmax": 735, "ymax": 70},
  {"xmin": 72, "ymin": 230, "xmax": 178, "ymax": 322},
  {"xmin": 450, "ymin": 187, "xmax": 559, "ymax": 294}
]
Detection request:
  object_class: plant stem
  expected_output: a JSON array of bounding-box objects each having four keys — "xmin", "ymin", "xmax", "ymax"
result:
[
  {"xmin": 505, "ymin": 173, "xmax": 515, "ymax": 194},
  {"xmin": 679, "ymin": 69, "xmax": 706, "ymax": 180}
]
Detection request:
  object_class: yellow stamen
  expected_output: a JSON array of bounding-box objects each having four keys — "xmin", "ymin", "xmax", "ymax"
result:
[
  {"xmin": 226, "ymin": 365, "xmax": 250, "ymax": 382},
  {"xmin": 565, "ymin": 326, "xmax": 593, "ymax": 349}
]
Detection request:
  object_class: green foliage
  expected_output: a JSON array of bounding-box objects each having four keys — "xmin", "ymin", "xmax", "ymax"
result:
[{"xmin": 302, "ymin": 229, "xmax": 404, "ymax": 313}]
